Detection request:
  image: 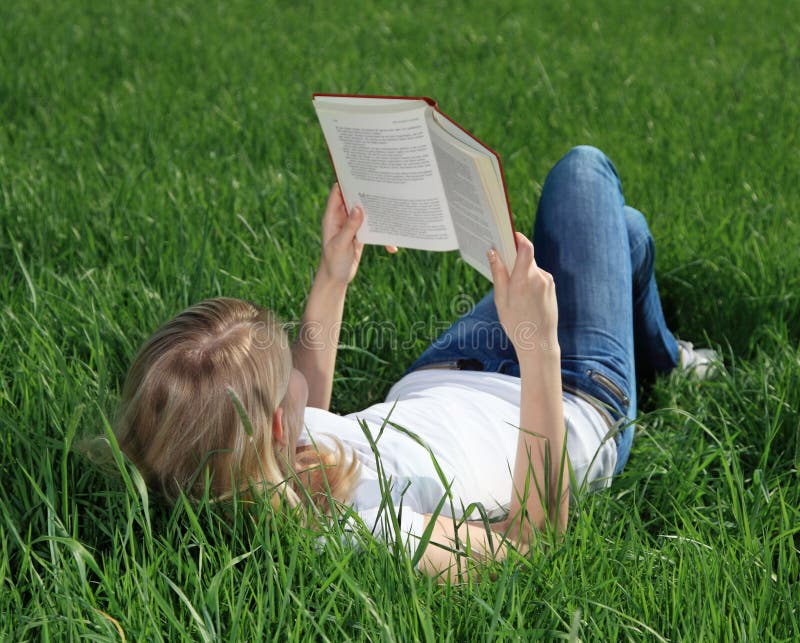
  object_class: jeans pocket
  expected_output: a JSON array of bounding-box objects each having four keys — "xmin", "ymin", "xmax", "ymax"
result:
[{"xmin": 587, "ymin": 369, "xmax": 630, "ymax": 409}]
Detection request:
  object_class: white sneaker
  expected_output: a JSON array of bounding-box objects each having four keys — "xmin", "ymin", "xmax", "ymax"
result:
[{"xmin": 677, "ymin": 340, "xmax": 721, "ymax": 379}]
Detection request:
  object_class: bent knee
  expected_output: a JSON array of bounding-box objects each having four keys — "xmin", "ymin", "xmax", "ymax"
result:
[
  {"xmin": 562, "ymin": 145, "xmax": 610, "ymax": 166},
  {"xmin": 547, "ymin": 145, "xmax": 619, "ymax": 184}
]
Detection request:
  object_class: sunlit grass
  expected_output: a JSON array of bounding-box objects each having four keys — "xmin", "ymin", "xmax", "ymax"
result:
[{"xmin": 1, "ymin": 0, "xmax": 799, "ymax": 639}]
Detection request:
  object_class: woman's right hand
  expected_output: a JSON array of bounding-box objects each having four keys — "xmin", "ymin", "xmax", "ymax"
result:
[
  {"xmin": 318, "ymin": 183, "xmax": 366, "ymax": 287},
  {"xmin": 488, "ymin": 232, "xmax": 559, "ymax": 358}
]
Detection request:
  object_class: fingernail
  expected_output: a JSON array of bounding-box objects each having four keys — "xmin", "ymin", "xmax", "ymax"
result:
[{"xmin": 487, "ymin": 249, "xmax": 497, "ymax": 262}]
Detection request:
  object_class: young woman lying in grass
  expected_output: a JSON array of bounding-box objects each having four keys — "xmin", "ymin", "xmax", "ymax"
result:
[{"xmin": 110, "ymin": 146, "xmax": 717, "ymax": 579}]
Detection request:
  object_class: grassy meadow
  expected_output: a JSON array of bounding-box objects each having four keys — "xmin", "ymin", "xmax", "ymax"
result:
[{"xmin": 1, "ymin": 0, "xmax": 799, "ymax": 639}]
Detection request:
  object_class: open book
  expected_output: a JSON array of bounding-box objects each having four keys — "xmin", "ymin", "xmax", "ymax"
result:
[{"xmin": 313, "ymin": 94, "xmax": 517, "ymax": 280}]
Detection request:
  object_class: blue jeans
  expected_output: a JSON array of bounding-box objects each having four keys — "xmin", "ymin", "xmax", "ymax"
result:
[{"xmin": 406, "ymin": 146, "xmax": 680, "ymax": 474}]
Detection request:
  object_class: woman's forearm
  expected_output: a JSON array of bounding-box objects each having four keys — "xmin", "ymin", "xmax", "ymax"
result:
[
  {"xmin": 505, "ymin": 347, "xmax": 568, "ymax": 541},
  {"xmin": 293, "ymin": 272, "xmax": 348, "ymax": 410},
  {"xmin": 485, "ymin": 236, "xmax": 567, "ymax": 543},
  {"xmin": 293, "ymin": 185, "xmax": 366, "ymax": 410}
]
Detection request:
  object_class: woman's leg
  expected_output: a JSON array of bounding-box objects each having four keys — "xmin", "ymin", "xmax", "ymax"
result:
[
  {"xmin": 531, "ymin": 147, "xmax": 637, "ymax": 472},
  {"xmin": 533, "ymin": 146, "xmax": 683, "ymax": 473},
  {"xmin": 625, "ymin": 206, "xmax": 681, "ymax": 378}
]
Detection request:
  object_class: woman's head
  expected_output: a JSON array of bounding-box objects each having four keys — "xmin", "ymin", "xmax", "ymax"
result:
[{"xmin": 113, "ymin": 297, "xmax": 355, "ymax": 509}]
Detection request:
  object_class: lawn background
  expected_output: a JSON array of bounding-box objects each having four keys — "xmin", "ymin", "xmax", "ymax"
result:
[{"xmin": 1, "ymin": 0, "xmax": 798, "ymax": 639}]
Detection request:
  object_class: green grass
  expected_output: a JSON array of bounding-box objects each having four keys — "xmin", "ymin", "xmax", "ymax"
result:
[{"xmin": 2, "ymin": 0, "xmax": 799, "ymax": 639}]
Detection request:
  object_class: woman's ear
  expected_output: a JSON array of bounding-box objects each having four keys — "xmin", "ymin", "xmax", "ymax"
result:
[{"xmin": 272, "ymin": 407, "xmax": 285, "ymax": 445}]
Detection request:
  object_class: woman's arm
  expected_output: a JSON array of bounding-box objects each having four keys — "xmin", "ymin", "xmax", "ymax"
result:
[
  {"xmin": 293, "ymin": 185, "xmax": 365, "ymax": 410},
  {"xmin": 417, "ymin": 232, "xmax": 568, "ymax": 578}
]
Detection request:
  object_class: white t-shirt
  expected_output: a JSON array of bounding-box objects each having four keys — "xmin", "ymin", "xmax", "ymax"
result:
[{"xmin": 301, "ymin": 369, "xmax": 617, "ymax": 546}]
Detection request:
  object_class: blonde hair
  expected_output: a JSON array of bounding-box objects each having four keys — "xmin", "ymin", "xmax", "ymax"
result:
[{"xmin": 111, "ymin": 297, "xmax": 358, "ymax": 511}]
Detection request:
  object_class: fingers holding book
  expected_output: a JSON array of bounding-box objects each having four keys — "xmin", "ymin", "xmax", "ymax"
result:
[
  {"xmin": 318, "ymin": 183, "xmax": 365, "ymax": 286},
  {"xmin": 488, "ymin": 232, "xmax": 559, "ymax": 356},
  {"xmin": 318, "ymin": 184, "xmax": 397, "ymax": 286}
]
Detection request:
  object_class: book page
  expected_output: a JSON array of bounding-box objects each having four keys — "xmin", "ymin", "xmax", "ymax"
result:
[
  {"xmin": 314, "ymin": 100, "xmax": 458, "ymax": 251},
  {"xmin": 430, "ymin": 110, "xmax": 504, "ymax": 181},
  {"xmin": 431, "ymin": 111, "xmax": 516, "ymax": 261},
  {"xmin": 427, "ymin": 111, "xmax": 515, "ymax": 280}
]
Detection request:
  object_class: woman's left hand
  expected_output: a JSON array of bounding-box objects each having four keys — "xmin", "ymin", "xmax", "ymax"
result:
[
  {"xmin": 319, "ymin": 184, "xmax": 366, "ymax": 285},
  {"xmin": 488, "ymin": 231, "xmax": 559, "ymax": 358}
]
